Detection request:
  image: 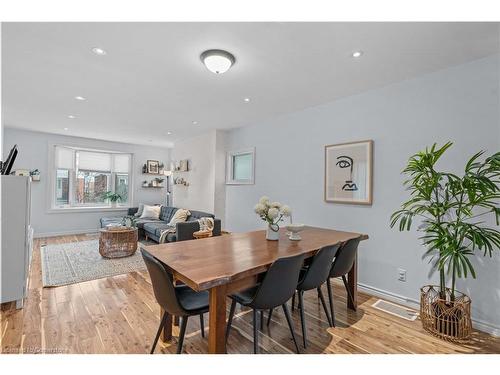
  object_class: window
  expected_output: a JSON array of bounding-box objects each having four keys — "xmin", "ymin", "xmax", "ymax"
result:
[
  {"xmin": 52, "ymin": 145, "xmax": 132, "ymax": 209},
  {"xmin": 226, "ymin": 148, "xmax": 255, "ymax": 185}
]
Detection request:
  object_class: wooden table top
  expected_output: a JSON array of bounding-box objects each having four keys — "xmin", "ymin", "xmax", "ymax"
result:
[{"xmin": 141, "ymin": 226, "xmax": 368, "ymax": 291}]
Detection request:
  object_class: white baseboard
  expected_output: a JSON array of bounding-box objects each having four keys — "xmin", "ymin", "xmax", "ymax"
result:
[
  {"xmin": 358, "ymin": 282, "xmax": 500, "ymax": 337},
  {"xmin": 34, "ymin": 228, "xmax": 99, "ymax": 238}
]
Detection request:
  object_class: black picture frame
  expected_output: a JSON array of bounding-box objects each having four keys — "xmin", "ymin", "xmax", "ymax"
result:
[{"xmin": 147, "ymin": 160, "xmax": 160, "ymax": 174}]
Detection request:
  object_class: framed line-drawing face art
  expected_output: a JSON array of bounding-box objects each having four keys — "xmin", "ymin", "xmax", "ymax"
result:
[{"xmin": 325, "ymin": 140, "xmax": 373, "ymax": 205}]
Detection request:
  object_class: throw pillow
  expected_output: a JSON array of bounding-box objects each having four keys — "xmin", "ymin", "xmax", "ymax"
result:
[
  {"xmin": 168, "ymin": 208, "xmax": 191, "ymax": 225},
  {"xmin": 134, "ymin": 203, "xmax": 145, "ymax": 218},
  {"xmin": 140, "ymin": 205, "xmax": 161, "ymax": 220}
]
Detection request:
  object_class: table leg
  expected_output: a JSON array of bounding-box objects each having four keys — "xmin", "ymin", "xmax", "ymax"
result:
[
  {"xmin": 208, "ymin": 285, "xmax": 227, "ymax": 354},
  {"xmin": 160, "ymin": 308, "xmax": 172, "ymax": 342},
  {"xmin": 347, "ymin": 253, "xmax": 358, "ymax": 311}
]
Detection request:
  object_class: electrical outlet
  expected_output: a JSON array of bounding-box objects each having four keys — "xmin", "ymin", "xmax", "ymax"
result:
[{"xmin": 397, "ymin": 268, "xmax": 407, "ymax": 282}]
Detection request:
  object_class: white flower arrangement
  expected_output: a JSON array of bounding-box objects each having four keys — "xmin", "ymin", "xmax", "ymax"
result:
[{"xmin": 254, "ymin": 196, "xmax": 292, "ymax": 232}]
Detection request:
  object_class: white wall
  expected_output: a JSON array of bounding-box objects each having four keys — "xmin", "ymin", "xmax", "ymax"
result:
[
  {"xmin": 2, "ymin": 128, "xmax": 171, "ymax": 237},
  {"xmin": 171, "ymin": 129, "xmax": 226, "ymax": 218},
  {"xmin": 224, "ymin": 55, "xmax": 500, "ymax": 334}
]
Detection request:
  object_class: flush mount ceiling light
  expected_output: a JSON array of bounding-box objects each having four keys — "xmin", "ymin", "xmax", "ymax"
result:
[
  {"xmin": 74, "ymin": 96, "xmax": 86, "ymax": 101},
  {"xmin": 91, "ymin": 47, "xmax": 107, "ymax": 56},
  {"xmin": 244, "ymin": 97, "xmax": 251, "ymax": 103},
  {"xmin": 200, "ymin": 49, "xmax": 235, "ymax": 74},
  {"xmin": 68, "ymin": 115, "xmax": 76, "ymax": 119},
  {"xmin": 167, "ymin": 131, "xmax": 172, "ymax": 135},
  {"xmin": 352, "ymin": 50, "xmax": 363, "ymax": 58}
]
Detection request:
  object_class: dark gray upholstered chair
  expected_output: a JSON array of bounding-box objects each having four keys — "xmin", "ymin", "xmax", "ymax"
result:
[
  {"xmin": 288, "ymin": 244, "xmax": 339, "ymax": 347},
  {"xmin": 225, "ymin": 253, "xmax": 305, "ymax": 354},
  {"xmin": 141, "ymin": 249, "xmax": 209, "ymax": 354},
  {"xmin": 326, "ymin": 237, "xmax": 361, "ymax": 326}
]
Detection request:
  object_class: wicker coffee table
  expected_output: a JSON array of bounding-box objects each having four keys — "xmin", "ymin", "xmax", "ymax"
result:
[{"xmin": 99, "ymin": 227, "xmax": 138, "ymax": 258}]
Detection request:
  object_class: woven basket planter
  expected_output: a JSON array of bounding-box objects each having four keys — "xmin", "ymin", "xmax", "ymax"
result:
[
  {"xmin": 99, "ymin": 227, "xmax": 138, "ymax": 258},
  {"xmin": 420, "ymin": 285, "xmax": 472, "ymax": 342}
]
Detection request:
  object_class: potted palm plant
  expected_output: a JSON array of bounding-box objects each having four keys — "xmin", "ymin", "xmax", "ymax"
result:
[
  {"xmin": 102, "ymin": 191, "xmax": 123, "ymax": 208},
  {"xmin": 390, "ymin": 142, "xmax": 499, "ymax": 341}
]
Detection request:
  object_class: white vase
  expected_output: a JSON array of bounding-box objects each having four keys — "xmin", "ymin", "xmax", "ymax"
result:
[{"xmin": 266, "ymin": 224, "xmax": 280, "ymax": 241}]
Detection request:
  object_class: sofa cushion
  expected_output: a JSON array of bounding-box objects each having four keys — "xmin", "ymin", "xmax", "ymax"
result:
[
  {"xmin": 160, "ymin": 206, "xmax": 178, "ymax": 222},
  {"xmin": 143, "ymin": 221, "xmax": 173, "ymax": 237},
  {"xmin": 135, "ymin": 218, "xmax": 162, "ymax": 229}
]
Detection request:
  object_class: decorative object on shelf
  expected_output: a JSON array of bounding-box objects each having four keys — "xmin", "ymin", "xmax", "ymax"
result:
[
  {"xmin": 29, "ymin": 169, "xmax": 41, "ymax": 181},
  {"xmin": 172, "ymin": 159, "xmax": 189, "ymax": 172},
  {"xmin": 325, "ymin": 140, "xmax": 373, "ymax": 205},
  {"xmin": 14, "ymin": 169, "xmax": 30, "ymax": 177},
  {"xmin": 158, "ymin": 162, "xmax": 164, "ymax": 174},
  {"xmin": 142, "ymin": 164, "xmax": 147, "ymax": 173},
  {"xmin": 174, "ymin": 177, "xmax": 189, "ymax": 186},
  {"xmin": 102, "ymin": 191, "xmax": 123, "ymax": 207},
  {"xmin": 179, "ymin": 159, "xmax": 189, "ymax": 171},
  {"xmin": 285, "ymin": 224, "xmax": 305, "ymax": 241},
  {"xmin": 254, "ymin": 196, "xmax": 292, "ymax": 241},
  {"xmin": 147, "ymin": 159, "xmax": 159, "ymax": 174},
  {"xmin": 390, "ymin": 142, "xmax": 500, "ymax": 342},
  {"xmin": 154, "ymin": 177, "xmax": 164, "ymax": 187},
  {"xmin": 142, "ymin": 180, "xmax": 149, "ymax": 187}
]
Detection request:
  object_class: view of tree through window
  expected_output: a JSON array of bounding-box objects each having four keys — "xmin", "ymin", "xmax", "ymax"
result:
[{"xmin": 75, "ymin": 171, "xmax": 111, "ymax": 204}]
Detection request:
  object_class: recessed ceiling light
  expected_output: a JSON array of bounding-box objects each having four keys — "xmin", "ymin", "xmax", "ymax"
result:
[
  {"xmin": 352, "ymin": 50, "xmax": 363, "ymax": 58},
  {"xmin": 244, "ymin": 97, "xmax": 251, "ymax": 103},
  {"xmin": 192, "ymin": 121, "xmax": 198, "ymax": 125},
  {"xmin": 63, "ymin": 127, "xmax": 69, "ymax": 131},
  {"xmin": 200, "ymin": 49, "xmax": 235, "ymax": 74},
  {"xmin": 74, "ymin": 96, "xmax": 86, "ymax": 101},
  {"xmin": 167, "ymin": 131, "xmax": 172, "ymax": 135},
  {"xmin": 91, "ymin": 47, "xmax": 107, "ymax": 56},
  {"xmin": 68, "ymin": 115, "xmax": 76, "ymax": 119}
]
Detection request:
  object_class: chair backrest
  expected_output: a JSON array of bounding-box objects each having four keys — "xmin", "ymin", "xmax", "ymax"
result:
[
  {"xmin": 251, "ymin": 253, "xmax": 305, "ymax": 309},
  {"xmin": 298, "ymin": 244, "xmax": 340, "ymax": 291},
  {"xmin": 141, "ymin": 249, "xmax": 185, "ymax": 316},
  {"xmin": 329, "ymin": 237, "xmax": 361, "ymax": 278}
]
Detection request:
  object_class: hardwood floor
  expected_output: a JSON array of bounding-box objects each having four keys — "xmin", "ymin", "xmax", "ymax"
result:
[{"xmin": 1, "ymin": 234, "xmax": 499, "ymax": 354}]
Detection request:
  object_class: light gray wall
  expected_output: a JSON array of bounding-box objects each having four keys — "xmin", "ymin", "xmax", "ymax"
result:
[
  {"xmin": 2, "ymin": 128, "xmax": 171, "ymax": 237},
  {"xmin": 224, "ymin": 55, "xmax": 500, "ymax": 334},
  {"xmin": 171, "ymin": 130, "xmax": 217, "ymax": 214}
]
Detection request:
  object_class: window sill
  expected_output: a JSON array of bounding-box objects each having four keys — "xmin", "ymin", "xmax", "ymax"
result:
[{"xmin": 47, "ymin": 206, "xmax": 131, "ymax": 214}]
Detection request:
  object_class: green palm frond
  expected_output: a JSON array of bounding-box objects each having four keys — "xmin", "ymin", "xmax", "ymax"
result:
[{"xmin": 390, "ymin": 142, "xmax": 500, "ymax": 299}]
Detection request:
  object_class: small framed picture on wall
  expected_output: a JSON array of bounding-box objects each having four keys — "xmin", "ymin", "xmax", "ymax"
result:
[
  {"xmin": 147, "ymin": 160, "xmax": 160, "ymax": 174},
  {"xmin": 324, "ymin": 140, "xmax": 373, "ymax": 205}
]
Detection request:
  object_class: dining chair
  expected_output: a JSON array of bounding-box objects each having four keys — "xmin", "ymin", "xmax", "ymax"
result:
[
  {"xmin": 225, "ymin": 253, "xmax": 305, "ymax": 354},
  {"xmin": 326, "ymin": 237, "xmax": 361, "ymax": 327},
  {"xmin": 290, "ymin": 244, "xmax": 339, "ymax": 348},
  {"xmin": 141, "ymin": 249, "xmax": 209, "ymax": 354}
]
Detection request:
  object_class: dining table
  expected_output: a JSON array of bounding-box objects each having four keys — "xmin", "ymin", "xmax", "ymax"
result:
[{"xmin": 141, "ymin": 226, "xmax": 368, "ymax": 354}]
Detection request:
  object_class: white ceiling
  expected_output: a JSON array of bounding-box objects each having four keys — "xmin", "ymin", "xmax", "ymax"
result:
[{"xmin": 2, "ymin": 22, "xmax": 499, "ymax": 148}]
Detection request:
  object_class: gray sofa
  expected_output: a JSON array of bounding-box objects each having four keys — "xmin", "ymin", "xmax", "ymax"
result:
[{"xmin": 100, "ymin": 206, "xmax": 221, "ymax": 243}]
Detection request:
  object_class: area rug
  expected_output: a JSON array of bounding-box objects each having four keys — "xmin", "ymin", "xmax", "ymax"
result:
[{"xmin": 41, "ymin": 240, "xmax": 146, "ymax": 287}]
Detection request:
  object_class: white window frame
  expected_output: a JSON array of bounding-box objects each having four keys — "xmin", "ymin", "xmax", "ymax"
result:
[
  {"xmin": 226, "ymin": 147, "xmax": 255, "ymax": 185},
  {"xmin": 48, "ymin": 143, "xmax": 134, "ymax": 212}
]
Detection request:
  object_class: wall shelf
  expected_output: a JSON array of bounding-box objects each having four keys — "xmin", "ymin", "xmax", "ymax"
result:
[{"xmin": 141, "ymin": 186, "xmax": 164, "ymax": 189}]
